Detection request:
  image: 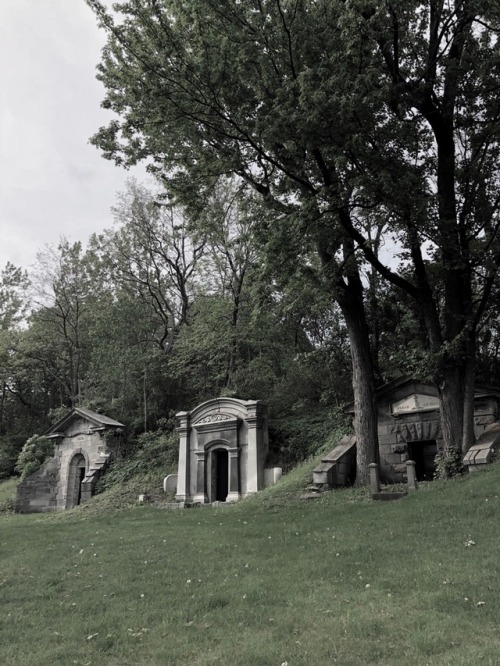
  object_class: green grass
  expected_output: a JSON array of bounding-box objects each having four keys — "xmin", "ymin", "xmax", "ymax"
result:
[
  {"xmin": 0, "ymin": 477, "xmax": 17, "ymax": 513},
  {"xmin": 2, "ymin": 464, "xmax": 500, "ymax": 665}
]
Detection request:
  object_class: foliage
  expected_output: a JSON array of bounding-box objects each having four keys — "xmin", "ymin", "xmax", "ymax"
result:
[
  {"xmin": 0, "ymin": 478, "xmax": 17, "ymax": 513},
  {"xmin": 269, "ymin": 406, "xmax": 349, "ymax": 471},
  {"xmin": 434, "ymin": 449, "xmax": 465, "ymax": 480},
  {"xmin": 14, "ymin": 435, "xmax": 55, "ymax": 481},
  {"xmin": 97, "ymin": 427, "xmax": 179, "ymax": 491},
  {"xmin": 85, "ymin": 0, "xmax": 500, "ymax": 473},
  {"xmin": 0, "ymin": 435, "xmax": 25, "ymax": 480},
  {"xmin": 0, "ymin": 262, "xmax": 29, "ymax": 331}
]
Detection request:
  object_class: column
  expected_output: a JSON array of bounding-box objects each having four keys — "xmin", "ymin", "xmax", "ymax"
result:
[
  {"xmin": 192, "ymin": 450, "xmax": 208, "ymax": 503},
  {"xmin": 175, "ymin": 412, "xmax": 191, "ymax": 501},
  {"xmin": 226, "ymin": 447, "xmax": 240, "ymax": 502}
]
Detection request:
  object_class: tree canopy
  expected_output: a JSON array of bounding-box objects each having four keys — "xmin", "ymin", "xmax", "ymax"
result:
[{"xmin": 85, "ymin": 0, "xmax": 500, "ymax": 477}]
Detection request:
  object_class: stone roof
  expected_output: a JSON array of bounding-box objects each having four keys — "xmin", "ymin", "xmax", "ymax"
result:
[
  {"xmin": 343, "ymin": 376, "xmax": 500, "ymax": 413},
  {"xmin": 45, "ymin": 407, "xmax": 124, "ymax": 436}
]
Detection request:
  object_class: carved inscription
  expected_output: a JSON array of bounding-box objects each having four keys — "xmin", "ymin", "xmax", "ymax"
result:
[{"xmin": 391, "ymin": 394, "xmax": 440, "ymax": 415}]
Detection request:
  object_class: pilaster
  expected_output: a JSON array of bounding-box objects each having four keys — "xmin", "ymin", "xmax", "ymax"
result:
[{"xmin": 175, "ymin": 411, "xmax": 192, "ymax": 501}]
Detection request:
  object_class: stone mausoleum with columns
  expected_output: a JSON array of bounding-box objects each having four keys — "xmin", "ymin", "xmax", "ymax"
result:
[{"xmin": 175, "ymin": 397, "xmax": 281, "ymax": 504}]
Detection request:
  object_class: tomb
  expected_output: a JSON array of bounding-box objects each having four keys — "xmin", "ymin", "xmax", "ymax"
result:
[
  {"xmin": 16, "ymin": 408, "xmax": 124, "ymax": 513},
  {"xmin": 349, "ymin": 377, "xmax": 500, "ymax": 483},
  {"xmin": 175, "ymin": 398, "xmax": 281, "ymax": 503},
  {"xmin": 312, "ymin": 377, "xmax": 500, "ymax": 489}
]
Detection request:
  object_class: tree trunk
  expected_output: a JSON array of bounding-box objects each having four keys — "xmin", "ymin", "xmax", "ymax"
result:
[
  {"xmin": 317, "ymin": 231, "xmax": 379, "ymax": 485},
  {"xmin": 335, "ymin": 245, "xmax": 379, "ymax": 485},
  {"xmin": 435, "ymin": 331, "xmax": 475, "ymax": 475},
  {"xmin": 462, "ymin": 346, "xmax": 476, "ymax": 454},
  {"xmin": 340, "ymin": 293, "xmax": 379, "ymax": 484}
]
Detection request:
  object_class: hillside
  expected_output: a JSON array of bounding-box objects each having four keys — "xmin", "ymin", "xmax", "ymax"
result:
[{"xmin": 1, "ymin": 462, "xmax": 500, "ymax": 665}]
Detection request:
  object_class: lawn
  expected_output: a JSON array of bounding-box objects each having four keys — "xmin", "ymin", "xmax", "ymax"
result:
[{"xmin": 1, "ymin": 462, "xmax": 500, "ymax": 665}]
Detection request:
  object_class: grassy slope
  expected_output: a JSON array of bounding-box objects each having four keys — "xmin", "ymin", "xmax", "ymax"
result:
[{"xmin": 1, "ymin": 462, "xmax": 500, "ymax": 666}]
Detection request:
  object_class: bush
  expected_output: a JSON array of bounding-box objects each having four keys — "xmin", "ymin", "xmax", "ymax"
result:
[
  {"xmin": 269, "ymin": 406, "xmax": 349, "ymax": 471},
  {"xmin": 15, "ymin": 435, "xmax": 55, "ymax": 480},
  {"xmin": 0, "ymin": 435, "xmax": 26, "ymax": 479},
  {"xmin": 97, "ymin": 428, "xmax": 179, "ymax": 491},
  {"xmin": 434, "ymin": 448, "xmax": 464, "ymax": 479}
]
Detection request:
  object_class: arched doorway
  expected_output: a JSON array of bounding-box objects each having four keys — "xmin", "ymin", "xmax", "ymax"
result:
[
  {"xmin": 209, "ymin": 448, "xmax": 229, "ymax": 502},
  {"xmin": 67, "ymin": 453, "xmax": 86, "ymax": 508}
]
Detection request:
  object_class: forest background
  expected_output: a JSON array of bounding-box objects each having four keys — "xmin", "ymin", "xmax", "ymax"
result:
[{"xmin": 2, "ymin": 0, "xmax": 500, "ymax": 483}]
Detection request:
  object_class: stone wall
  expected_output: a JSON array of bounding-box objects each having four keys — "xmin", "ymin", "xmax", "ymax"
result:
[{"xmin": 15, "ymin": 456, "xmax": 60, "ymax": 513}]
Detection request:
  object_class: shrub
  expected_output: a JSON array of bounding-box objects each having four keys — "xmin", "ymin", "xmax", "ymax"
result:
[
  {"xmin": 434, "ymin": 449, "xmax": 464, "ymax": 479},
  {"xmin": 97, "ymin": 428, "xmax": 179, "ymax": 491},
  {"xmin": 269, "ymin": 406, "xmax": 349, "ymax": 471},
  {"xmin": 0, "ymin": 435, "xmax": 26, "ymax": 479},
  {"xmin": 15, "ymin": 434, "xmax": 55, "ymax": 480}
]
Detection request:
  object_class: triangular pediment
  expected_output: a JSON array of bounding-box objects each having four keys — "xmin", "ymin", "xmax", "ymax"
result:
[{"xmin": 45, "ymin": 407, "xmax": 124, "ymax": 436}]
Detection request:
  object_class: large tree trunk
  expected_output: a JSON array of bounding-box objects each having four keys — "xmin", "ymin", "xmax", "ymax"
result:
[
  {"xmin": 462, "ymin": 335, "xmax": 476, "ymax": 454},
  {"xmin": 318, "ymin": 232, "xmax": 379, "ymax": 485},
  {"xmin": 339, "ymin": 291, "xmax": 379, "ymax": 484},
  {"xmin": 435, "ymin": 332, "xmax": 476, "ymax": 475},
  {"xmin": 335, "ymin": 241, "xmax": 379, "ymax": 485},
  {"xmin": 437, "ymin": 363, "xmax": 465, "ymax": 469}
]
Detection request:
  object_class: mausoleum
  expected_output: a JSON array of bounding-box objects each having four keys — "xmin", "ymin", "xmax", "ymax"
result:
[
  {"xmin": 312, "ymin": 377, "xmax": 500, "ymax": 490},
  {"xmin": 16, "ymin": 408, "xmax": 123, "ymax": 513},
  {"xmin": 175, "ymin": 397, "xmax": 281, "ymax": 503},
  {"xmin": 352, "ymin": 377, "xmax": 500, "ymax": 482}
]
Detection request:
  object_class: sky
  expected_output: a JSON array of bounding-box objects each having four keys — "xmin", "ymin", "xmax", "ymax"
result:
[{"xmin": 0, "ymin": 0, "xmax": 144, "ymax": 272}]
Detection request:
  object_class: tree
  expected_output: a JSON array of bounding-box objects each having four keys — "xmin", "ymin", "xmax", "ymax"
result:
[
  {"xmin": 87, "ymin": 0, "xmax": 500, "ymax": 476},
  {"xmin": 28, "ymin": 240, "xmax": 96, "ymax": 407},
  {"xmin": 86, "ymin": 0, "xmax": 382, "ymax": 482},
  {"xmin": 0, "ymin": 263, "xmax": 31, "ymax": 475},
  {"xmin": 106, "ymin": 179, "xmax": 205, "ymax": 351},
  {"xmin": 348, "ymin": 1, "xmax": 500, "ymax": 465}
]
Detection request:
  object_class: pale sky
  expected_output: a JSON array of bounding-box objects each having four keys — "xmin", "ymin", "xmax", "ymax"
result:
[{"xmin": 0, "ymin": 0, "xmax": 144, "ymax": 272}]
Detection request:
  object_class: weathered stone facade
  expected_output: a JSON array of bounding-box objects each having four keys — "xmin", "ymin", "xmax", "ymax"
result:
[
  {"xmin": 175, "ymin": 398, "xmax": 281, "ymax": 504},
  {"xmin": 16, "ymin": 408, "xmax": 124, "ymax": 513},
  {"xmin": 348, "ymin": 377, "xmax": 500, "ymax": 483}
]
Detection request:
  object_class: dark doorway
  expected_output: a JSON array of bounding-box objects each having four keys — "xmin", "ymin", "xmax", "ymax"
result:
[
  {"xmin": 407, "ymin": 440, "xmax": 438, "ymax": 481},
  {"xmin": 213, "ymin": 449, "xmax": 229, "ymax": 501},
  {"xmin": 76, "ymin": 466, "xmax": 86, "ymax": 505},
  {"xmin": 67, "ymin": 454, "xmax": 86, "ymax": 508}
]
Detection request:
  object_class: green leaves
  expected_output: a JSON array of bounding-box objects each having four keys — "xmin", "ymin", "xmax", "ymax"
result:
[{"xmin": 15, "ymin": 434, "xmax": 54, "ymax": 481}]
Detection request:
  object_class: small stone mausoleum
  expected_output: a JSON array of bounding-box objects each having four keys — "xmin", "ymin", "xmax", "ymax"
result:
[
  {"xmin": 175, "ymin": 398, "xmax": 281, "ymax": 504},
  {"xmin": 16, "ymin": 408, "xmax": 124, "ymax": 513},
  {"xmin": 352, "ymin": 377, "xmax": 500, "ymax": 482},
  {"xmin": 313, "ymin": 377, "xmax": 500, "ymax": 490}
]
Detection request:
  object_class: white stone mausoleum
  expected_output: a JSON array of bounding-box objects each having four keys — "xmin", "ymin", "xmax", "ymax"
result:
[{"xmin": 175, "ymin": 397, "xmax": 281, "ymax": 503}]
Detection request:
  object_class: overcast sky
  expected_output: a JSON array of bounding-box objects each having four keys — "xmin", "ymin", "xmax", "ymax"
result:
[{"xmin": 0, "ymin": 0, "xmax": 144, "ymax": 272}]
